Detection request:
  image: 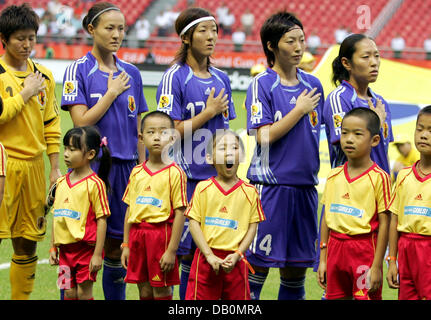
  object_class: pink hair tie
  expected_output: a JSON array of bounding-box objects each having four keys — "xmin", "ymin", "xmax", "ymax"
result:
[{"xmin": 100, "ymin": 136, "xmax": 108, "ymax": 147}]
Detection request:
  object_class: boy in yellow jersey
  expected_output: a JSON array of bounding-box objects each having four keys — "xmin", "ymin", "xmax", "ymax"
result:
[
  {"xmin": 0, "ymin": 4, "xmax": 61, "ymax": 299},
  {"xmin": 317, "ymin": 107, "xmax": 391, "ymax": 300},
  {"xmin": 185, "ymin": 129, "xmax": 265, "ymax": 300},
  {"xmin": 0, "ymin": 142, "xmax": 6, "ymax": 207},
  {"xmin": 387, "ymin": 105, "xmax": 431, "ymax": 300},
  {"xmin": 121, "ymin": 111, "xmax": 187, "ymax": 300}
]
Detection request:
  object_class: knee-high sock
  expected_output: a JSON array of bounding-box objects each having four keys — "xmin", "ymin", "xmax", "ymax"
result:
[
  {"xmin": 10, "ymin": 254, "xmax": 38, "ymax": 300},
  {"xmin": 248, "ymin": 271, "xmax": 268, "ymax": 300},
  {"xmin": 102, "ymin": 257, "xmax": 127, "ymax": 300},
  {"xmin": 179, "ymin": 259, "xmax": 191, "ymax": 300},
  {"xmin": 278, "ymin": 276, "xmax": 306, "ymax": 300}
]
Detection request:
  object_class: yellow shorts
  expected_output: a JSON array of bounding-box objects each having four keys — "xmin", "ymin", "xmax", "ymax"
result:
[{"xmin": 0, "ymin": 155, "xmax": 46, "ymax": 241}]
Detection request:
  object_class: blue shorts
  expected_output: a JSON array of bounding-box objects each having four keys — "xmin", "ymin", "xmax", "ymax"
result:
[
  {"xmin": 93, "ymin": 158, "xmax": 136, "ymax": 240},
  {"xmin": 177, "ymin": 179, "xmax": 200, "ymax": 256},
  {"xmin": 246, "ymin": 184, "xmax": 318, "ymax": 268}
]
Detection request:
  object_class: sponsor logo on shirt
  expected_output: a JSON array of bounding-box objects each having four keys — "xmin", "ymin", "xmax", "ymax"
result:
[
  {"xmin": 205, "ymin": 217, "xmax": 238, "ymax": 229},
  {"xmin": 333, "ymin": 113, "xmax": 344, "ymax": 128},
  {"xmin": 54, "ymin": 209, "xmax": 81, "ymax": 220},
  {"xmin": 329, "ymin": 204, "xmax": 363, "ymax": 218},
  {"xmin": 404, "ymin": 206, "xmax": 431, "ymax": 217},
  {"xmin": 289, "ymin": 96, "xmax": 297, "ymax": 105},
  {"xmin": 251, "ymin": 101, "xmax": 262, "ymax": 124},
  {"xmin": 158, "ymin": 94, "xmax": 173, "ymax": 113},
  {"xmin": 136, "ymin": 196, "xmax": 162, "ymax": 208},
  {"xmin": 219, "ymin": 206, "xmax": 228, "ymax": 214},
  {"xmin": 63, "ymin": 80, "xmax": 78, "ymax": 97},
  {"xmin": 342, "ymin": 193, "xmax": 350, "ymax": 199},
  {"xmin": 152, "ymin": 274, "xmax": 162, "ymax": 282},
  {"xmin": 415, "ymin": 194, "xmax": 423, "ymax": 200}
]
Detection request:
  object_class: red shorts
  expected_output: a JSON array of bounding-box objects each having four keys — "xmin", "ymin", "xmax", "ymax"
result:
[
  {"xmin": 58, "ymin": 241, "xmax": 99, "ymax": 289},
  {"xmin": 185, "ymin": 248, "xmax": 250, "ymax": 300},
  {"xmin": 124, "ymin": 221, "xmax": 179, "ymax": 287},
  {"xmin": 325, "ymin": 231, "xmax": 382, "ymax": 300},
  {"xmin": 398, "ymin": 232, "xmax": 431, "ymax": 300}
]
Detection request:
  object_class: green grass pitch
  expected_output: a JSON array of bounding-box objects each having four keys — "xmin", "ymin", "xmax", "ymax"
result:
[{"xmin": 0, "ymin": 85, "xmax": 397, "ymax": 300}]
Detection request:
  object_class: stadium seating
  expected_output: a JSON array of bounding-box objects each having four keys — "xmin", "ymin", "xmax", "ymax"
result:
[
  {"xmin": 376, "ymin": 0, "xmax": 431, "ymax": 49},
  {"xmin": 0, "ymin": 0, "xmax": 154, "ymax": 26},
  {"xmin": 171, "ymin": 0, "xmax": 388, "ymax": 45}
]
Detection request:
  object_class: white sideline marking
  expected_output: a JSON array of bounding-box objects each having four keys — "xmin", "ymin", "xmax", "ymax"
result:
[{"xmin": 0, "ymin": 259, "xmax": 49, "ymax": 271}]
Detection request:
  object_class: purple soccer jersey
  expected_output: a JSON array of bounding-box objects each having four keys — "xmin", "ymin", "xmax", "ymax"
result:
[
  {"xmin": 61, "ymin": 52, "xmax": 148, "ymax": 160},
  {"xmin": 245, "ymin": 67, "xmax": 324, "ymax": 186},
  {"xmin": 323, "ymin": 80, "xmax": 393, "ymax": 173},
  {"xmin": 156, "ymin": 63, "xmax": 236, "ymax": 180}
]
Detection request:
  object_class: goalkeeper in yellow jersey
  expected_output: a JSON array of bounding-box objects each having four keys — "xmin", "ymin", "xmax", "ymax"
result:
[{"xmin": 0, "ymin": 4, "xmax": 61, "ymax": 300}]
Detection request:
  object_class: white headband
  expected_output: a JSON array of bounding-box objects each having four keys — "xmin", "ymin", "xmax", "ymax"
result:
[
  {"xmin": 89, "ymin": 7, "xmax": 121, "ymax": 25},
  {"xmin": 180, "ymin": 16, "xmax": 216, "ymax": 36}
]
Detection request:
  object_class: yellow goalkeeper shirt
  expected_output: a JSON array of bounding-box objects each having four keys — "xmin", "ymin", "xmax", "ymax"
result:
[{"xmin": 0, "ymin": 58, "xmax": 60, "ymax": 159}]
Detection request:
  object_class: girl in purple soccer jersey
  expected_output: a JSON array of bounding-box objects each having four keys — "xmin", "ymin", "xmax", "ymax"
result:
[
  {"xmin": 156, "ymin": 7, "xmax": 236, "ymax": 299},
  {"xmin": 323, "ymin": 33, "xmax": 393, "ymax": 174},
  {"xmin": 61, "ymin": 2, "xmax": 148, "ymax": 300},
  {"xmin": 244, "ymin": 12, "xmax": 324, "ymax": 300}
]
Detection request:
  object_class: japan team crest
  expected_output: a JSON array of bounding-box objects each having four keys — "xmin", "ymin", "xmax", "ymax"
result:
[
  {"xmin": 128, "ymin": 95, "xmax": 136, "ymax": 113},
  {"xmin": 223, "ymin": 109, "xmax": 229, "ymax": 120},
  {"xmin": 37, "ymin": 90, "xmax": 47, "ymax": 107},
  {"xmin": 383, "ymin": 121, "xmax": 389, "ymax": 139},
  {"xmin": 309, "ymin": 110, "xmax": 318, "ymax": 127}
]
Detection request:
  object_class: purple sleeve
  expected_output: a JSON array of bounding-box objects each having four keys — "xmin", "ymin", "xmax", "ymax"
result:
[
  {"xmin": 245, "ymin": 77, "xmax": 274, "ymax": 132},
  {"xmin": 323, "ymin": 91, "xmax": 351, "ymax": 144},
  {"xmin": 156, "ymin": 69, "xmax": 183, "ymax": 121},
  {"xmin": 61, "ymin": 62, "xmax": 88, "ymax": 110}
]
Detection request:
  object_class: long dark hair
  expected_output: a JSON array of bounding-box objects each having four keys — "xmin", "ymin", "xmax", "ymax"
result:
[
  {"xmin": 332, "ymin": 33, "xmax": 371, "ymax": 86},
  {"xmin": 63, "ymin": 126, "xmax": 112, "ymax": 192},
  {"xmin": 172, "ymin": 7, "xmax": 217, "ymax": 68}
]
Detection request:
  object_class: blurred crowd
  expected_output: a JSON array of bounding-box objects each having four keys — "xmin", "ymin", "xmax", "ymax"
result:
[{"xmin": 31, "ymin": 0, "xmax": 431, "ymax": 60}]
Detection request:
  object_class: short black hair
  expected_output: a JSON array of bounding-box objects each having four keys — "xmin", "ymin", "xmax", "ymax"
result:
[
  {"xmin": 141, "ymin": 111, "xmax": 175, "ymax": 132},
  {"xmin": 418, "ymin": 105, "xmax": 431, "ymax": 120},
  {"xmin": 260, "ymin": 11, "xmax": 304, "ymax": 68},
  {"xmin": 342, "ymin": 107, "xmax": 380, "ymax": 136},
  {"xmin": 0, "ymin": 4, "xmax": 39, "ymax": 46}
]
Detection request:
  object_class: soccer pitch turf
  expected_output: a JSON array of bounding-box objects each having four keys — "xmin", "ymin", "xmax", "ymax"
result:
[{"xmin": 0, "ymin": 85, "xmax": 398, "ymax": 300}]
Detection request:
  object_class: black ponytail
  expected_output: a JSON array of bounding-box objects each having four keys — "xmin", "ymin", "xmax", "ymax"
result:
[
  {"xmin": 63, "ymin": 126, "xmax": 112, "ymax": 193},
  {"xmin": 97, "ymin": 141, "xmax": 112, "ymax": 193},
  {"xmin": 332, "ymin": 33, "xmax": 369, "ymax": 86},
  {"xmin": 332, "ymin": 55, "xmax": 350, "ymax": 87}
]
